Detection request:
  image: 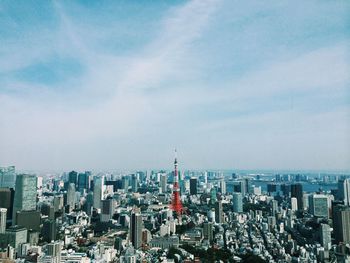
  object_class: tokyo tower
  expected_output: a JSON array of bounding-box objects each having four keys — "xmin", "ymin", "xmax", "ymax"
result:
[{"xmin": 170, "ymin": 149, "xmax": 183, "ymax": 217}]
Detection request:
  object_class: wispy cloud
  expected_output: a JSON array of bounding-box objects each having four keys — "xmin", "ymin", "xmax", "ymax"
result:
[{"xmin": 0, "ymin": 0, "xmax": 349, "ymax": 171}]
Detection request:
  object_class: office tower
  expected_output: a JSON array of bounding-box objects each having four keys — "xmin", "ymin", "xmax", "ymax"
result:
[
  {"xmin": 41, "ymin": 204, "xmax": 55, "ymax": 220},
  {"xmin": 203, "ymin": 222, "xmax": 213, "ymax": 243},
  {"xmin": 244, "ymin": 178, "xmax": 250, "ymax": 194},
  {"xmin": 42, "ymin": 219, "xmax": 56, "ymax": 243},
  {"xmin": 267, "ymin": 183, "xmax": 277, "ymax": 193},
  {"xmin": 308, "ymin": 194, "xmax": 329, "ymax": 218},
  {"xmin": 101, "ymin": 198, "xmax": 115, "ymax": 222},
  {"xmin": 0, "ymin": 208, "xmax": 6, "ymax": 234},
  {"xmin": 122, "ymin": 176, "xmax": 129, "ymax": 191},
  {"xmin": 12, "ymin": 174, "xmax": 37, "ymax": 225},
  {"xmin": 131, "ymin": 174, "xmax": 138, "ymax": 192},
  {"xmin": 291, "ymin": 184, "xmax": 303, "ymax": 211},
  {"xmin": 338, "ymin": 179, "xmax": 350, "ymax": 206},
  {"xmin": 215, "ymin": 200, "xmax": 223, "ymax": 223},
  {"xmin": 280, "ymin": 184, "xmax": 290, "ymax": 197},
  {"xmin": 291, "ymin": 197, "xmax": 298, "ymax": 211},
  {"xmin": 93, "ymin": 176, "xmax": 104, "ymax": 209},
  {"xmin": 333, "ymin": 205, "xmax": 350, "ymax": 245},
  {"xmin": 66, "ymin": 183, "xmax": 76, "ymax": 210},
  {"xmin": 160, "ymin": 174, "xmax": 167, "ymax": 193},
  {"xmin": 78, "ymin": 172, "xmax": 90, "ymax": 193},
  {"xmin": 4, "ymin": 226, "xmax": 27, "ymax": 252},
  {"xmin": 46, "ymin": 241, "xmax": 61, "ymax": 263},
  {"xmin": 0, "ymin": 188, "xmax": 14, "ymax": 220},
  {"xmin": 271, "ymin": 200, "xmax": 278, "ymax": 215},
  {"xmin": 16, "ymin": 210, "xmax": 41, "ymax": 231},
  {"xmin": 320, "ymin": 224, "xmax": 331, "ymax": 250},
  {"xmin": 190, "ymin": 177, "xmax": 197, "ymax": 195},
  {"xmin": 232, "ymin": 193, "xmax": 243, "ymax": 213},
  {"xmin": 68, "ymin": 171, "xmax": 78, "ymax": 186},
  {"xmin": 0, "ymin": 166, "xmax": 16, "ymax": 189},
  {"xmin": 220, "ymin": 179, "xmax": 226, "ymax": 195},
  {"xmin": 130, "ymin": 212, "xmax": 143, "ymax": 249},
  {"xmin": 53, "ymin": 195, "xmax": 64, "ymax": 212}
]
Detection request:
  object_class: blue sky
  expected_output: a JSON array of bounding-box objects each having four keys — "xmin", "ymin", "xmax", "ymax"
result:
[{"xmin": 0, "ymin": 0, "xmax": 349, "ymax": 171}]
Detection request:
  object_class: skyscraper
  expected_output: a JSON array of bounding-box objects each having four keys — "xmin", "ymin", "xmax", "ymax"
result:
[
  {"xmin": 308, "ymin": 194, "xmax": 329, "ymax": 218},
  {"xmin": 101, "ymin": 198, "xmax": 115, "ymax": 222},
  {"xmin": 333, "ymin": 205, "xmax": 350, "ymax": 245},
  {"xmin": 93, "ymin": 176, "xmax": 104, "ymax": 209},
  {"xmin": 66, "ymin": 183, "xmax": 76, "ymax": 211},
  {"xmin": 0, "ymin": 166, "xmax": 16, "ymax": 189},
  {"xmin": 12, "ymin": 174, "xmax": 37, "ymax": 225},
  {"xmin": 338, "ymin": 179, "xmax": 350, "ymax": 206},
  {"xmin": 190, "ymin": 177, "xmax": 197, "ymax": 195},
  {"xmin": 232, "ymin": 193, "xmax": 243, "ymax": 213},
  {"xmin": 0, "ymin": 208, "xmax": 6, "ymax": 234},
  {"xmin": 130, "ymin": 212, "xmax": 143, "ymax": 249},
  {"xmin": 320, "ymin": 224, "xmax": 331, "ymax": 250},
  {"xmin": 78, "ymin": 172, "xmax": 90, "ymax": 193},
  {"xmin": 215, "ymin": 200, "xmax": 223, "ymax": 223},
  {"xmin": 160, "ymin": 174, "xmax": 167, "ymax": 193},
  {"xmin": 68, "ymin": 171, "xmax": 78, "ymax": 186},
  {"xmin": 0, "ymin": 188, "xmax": 14, "ymax": 220},
  {"xmin": 46, "ymin": 241, "xmax": 61, "ymax": 263},
  {"xmin": 291, "ymin": 184, "xmax": 303, "ymax": 211}
]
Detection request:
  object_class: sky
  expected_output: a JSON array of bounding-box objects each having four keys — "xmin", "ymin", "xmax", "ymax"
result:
[{"xmin": 0, "ymin": 0, "xmax": 349, "ymax": 172}]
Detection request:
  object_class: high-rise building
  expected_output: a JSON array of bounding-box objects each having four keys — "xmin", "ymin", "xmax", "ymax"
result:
[
  {"xmin": 101, "ymin": 198, "xmax": 115, "ymax": 222},
  {"xmin": 215, "ymin": 200, "xmax": 223, "ymax": 223},
  {"xmin": 16, "ymin": 210, "xmax": 41, "ymax": 231},
  {"xmin": 130, "ymin": 212, "xmax": 143, "ymax": 249},
  {"xmin": 78, "ymin": 172, "xmax": 90, "ymax": 193},
  {"xmin": 93, "ymin": 176, "xmax": 104, "ymax": 209},
  {"xmin": 271, "ymin": 199, "xmax": 278, "ymax": 215},
  {"xmin": 308, "ymin": 194, "xmax": 329, "ymax": 218},
  {"xmin": 291, "ymin": 184, "xmax": 303, "ymax": 211},
  {"xmin": 338, "ymin": 179, "xmax": 350, "ymax": 206},
  {"xmin": 131, "ymin": 174, "xmax": 138, "ymax": 192},
  {"xmin": 46, "ymin": 241, "xmax": 61, "ymax": 263},
  {"xmin": 190, "ymin": 177, "xmax": 197, "ymax": 195},
  {"xmin": 66, "ymin": 183, "xmax": 76, "ymax": 210},
  {"xmin": 0, "ymin": 188, "xmax": 14, "ymax": 220},
  {"xmin": 333, "ymin": 205, "xmax": 350, "ymax": 245},
  {"xmin": 160, "ymin": 174, "xmax": 167, "ymax": 193},
  {"xmin": 68, "ymin": 171, "xmax": 78, "ymax": 186},
  {"xmin": 12, "ymin": 174, "xmax": 37, "ymax": 225},
  {"xmin": 232, "ymin": 193, "xmax": 243, "ymax": 213},
  {"xmin": 220, "ymin": 179, "xmax": 226, "ymax": 195},
  {"xmin": 320, "ymin": 224, "xmax": 331, "ymax": 250},
  {"xmin": 267, "ymin": 183, "xmax": 277, "ymax": 193},
  {"xmin": 203, "ymin": 222, "xmax": 213, "ymax": 242},
  {"xmin": 0, "ymin": 208, "xmax": 6, "ymax": 234},
  {"xmin": 0, "ymin": 166, "xmax": 16, "ymax": 189},
  {"xmin": 291, "ymin": 197, "xmax": 298, "ymax": 211},
  {"xmin": 42, "ymin": 219, "xmax": 56, "ymax": 243}
]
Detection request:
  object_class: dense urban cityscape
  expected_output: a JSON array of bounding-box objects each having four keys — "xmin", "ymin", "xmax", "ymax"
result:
[{"xmin": 0, "ymin": 155, "xmax": 349, "ymax": 263}]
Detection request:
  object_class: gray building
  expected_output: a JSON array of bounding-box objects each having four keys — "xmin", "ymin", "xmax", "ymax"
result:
[
  {"xmin": 12, "ymin": 174, "xmax": 37, "ymax": 225},
  {"xmin": 233, "ymin": 193, "xmax": 243, "ymax": 213},
  {"xmin": 130, "ymin": 212, "xmax": 143, "ymax": 249},
  {"xmin": 0, "ymin": 166, "xmax": 16, "ymax": 189},
  {"xmin": 0, "ymin": 208, "xmax": 6, "ymax": 234}
]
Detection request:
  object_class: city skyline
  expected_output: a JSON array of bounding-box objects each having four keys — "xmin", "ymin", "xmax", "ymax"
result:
[{"xmin": 0, "ymin": 0, "xmax": 349, "ymax": 171}]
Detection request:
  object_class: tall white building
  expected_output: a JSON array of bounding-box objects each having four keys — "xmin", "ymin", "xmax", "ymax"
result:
[
  {"xmin": 93, "ymin": 176, "xmax": 105, "ymax": 209},
  {"xmin": 291, "ymin": 197, "xmax": 298, "ymax": 211},
  {"xmin": 0, "ymin": 208, "xmax": 6, "ymax": 233}
]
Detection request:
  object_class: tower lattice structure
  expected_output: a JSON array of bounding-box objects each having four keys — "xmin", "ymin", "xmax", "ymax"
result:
[{"xmin": 171, "ymin": 150, "xmax": 183, "ymax": 217}]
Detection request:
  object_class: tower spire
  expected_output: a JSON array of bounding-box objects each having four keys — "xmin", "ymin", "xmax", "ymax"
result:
[{"xmin": 171, "ymin": 149, "xmax": 183, "ymax": 218}]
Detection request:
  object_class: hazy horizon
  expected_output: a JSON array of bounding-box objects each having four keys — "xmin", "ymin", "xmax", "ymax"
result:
[{"xmin": 0, "ymin": 1, "xmax": 349, "ymax": 171}]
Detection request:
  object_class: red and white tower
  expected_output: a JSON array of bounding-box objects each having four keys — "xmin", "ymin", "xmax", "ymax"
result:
[{"xmin": 171, "ymin": 150, "xmax": 183, "ymax": 217}]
